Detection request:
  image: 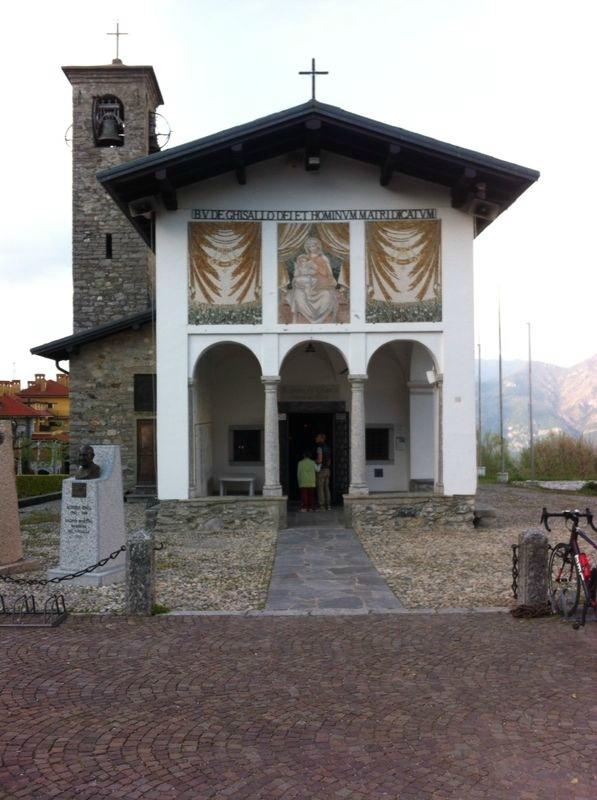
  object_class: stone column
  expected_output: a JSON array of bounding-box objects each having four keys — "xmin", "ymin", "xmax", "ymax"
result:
[
  {"xmin": 517, "ymin": 529, "xmax": 549, "ymax": 608},
  {"xmin": 126, "ymin": 529, "xmax": 155, "ymax": 615},
  {"xmin": 348, "ymin": 375, "xmax": 368, "ymax": 496},
  {"xmin": 435, "ymin": 376, "xmax": 444, "ymax": 494},
  {"xmin": 262, "ymin": 376, "xmax": 282, "ymax": 496}
]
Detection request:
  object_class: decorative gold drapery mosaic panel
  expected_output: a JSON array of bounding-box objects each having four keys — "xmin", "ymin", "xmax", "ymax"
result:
[
  {"xmin": 188, "ymin": 222, "xmax": 261, "ymax": 324},
  {"xmin": 366, "ymin": 220, "xmax": 441, "ymax": 322}
]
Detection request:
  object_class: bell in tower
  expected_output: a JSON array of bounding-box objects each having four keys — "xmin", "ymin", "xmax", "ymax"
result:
[{"xmin": 92, "ymin": 95, "xmax": 125, "ymax": 147}]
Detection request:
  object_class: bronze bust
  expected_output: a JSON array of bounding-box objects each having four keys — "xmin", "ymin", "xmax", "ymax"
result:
[{"xmin": 75, "ymin": 444, "xmax": 101, "ymax": 480}]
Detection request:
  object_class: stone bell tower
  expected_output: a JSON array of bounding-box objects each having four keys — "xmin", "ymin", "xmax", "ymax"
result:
[{"xmin": 63, "ymin": 59, "xmax": 164, "ymax": 332}]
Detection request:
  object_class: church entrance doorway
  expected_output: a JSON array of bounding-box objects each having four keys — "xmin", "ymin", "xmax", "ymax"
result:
[
  {"xmin": 136, "ymin": 419, "xmax": 156, "ymax": 485},
  {"xmin": 279, "ymin": 405, "xmax": 349, "ymax": 505}
]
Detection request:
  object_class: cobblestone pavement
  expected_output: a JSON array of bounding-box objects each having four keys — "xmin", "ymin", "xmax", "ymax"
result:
[
  {"xmin": 266, "ymin": 526, "xmax": 403, "ymax": 612},
  {"xmin": 0, "ymin": 614, "xmax": 595, "ymax": 800}
]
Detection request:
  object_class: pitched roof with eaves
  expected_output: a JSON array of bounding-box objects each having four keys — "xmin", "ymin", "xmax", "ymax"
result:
[{"xmin": 97, "ymin": 99, "xmax": 539, "ymax": 243}]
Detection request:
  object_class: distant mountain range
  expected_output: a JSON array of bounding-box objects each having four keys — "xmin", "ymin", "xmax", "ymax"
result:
[{"xmin": 477, "ymin": 354, "xmax": 597, "ymax": 451}]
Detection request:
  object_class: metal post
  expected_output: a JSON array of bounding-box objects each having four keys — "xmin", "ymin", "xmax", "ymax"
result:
[
  {"xmin": 497, "ymin": 298, "xmax": 508, "ymax": 483},
  {"xmin": 498, "ymin": 299, "xmax": 504, "ymax": 472},
  {"xmin": 527, "ymin": 322, "xmax": 535, "ymax": 480}
]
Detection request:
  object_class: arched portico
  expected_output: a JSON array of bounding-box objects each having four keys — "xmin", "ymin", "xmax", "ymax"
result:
[
  {"xmin": 364, "ymin": 339, "xmax": 440, "ymax": 493},
  {"xmin": 186, "ymin": 333, "xmax": 443, "ymax": 502},
  {"xmin": 278, "ymin": 340, "xmax": 351, "ymax": 503},
  {"xmin": 190, "ymin": 342, "xmax": 264, "ymax": 497}
]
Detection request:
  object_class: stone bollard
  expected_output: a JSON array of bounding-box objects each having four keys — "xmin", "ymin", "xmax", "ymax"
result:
[
  {"xmin": 517, "ymin": 529, "xmax": 549, "ymax": 608},
  {"xmin": 126, "ymin": 530, "xmax": 155, "ymax": 615}
]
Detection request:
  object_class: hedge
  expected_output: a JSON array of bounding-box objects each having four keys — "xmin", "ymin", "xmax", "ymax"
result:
[{"xmin": 16, "ymin": 474, "xmax": 69, "ymax": 498}]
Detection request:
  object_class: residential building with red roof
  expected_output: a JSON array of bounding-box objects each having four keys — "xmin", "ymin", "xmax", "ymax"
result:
[
  {"xmin": 0, "ymin": 389, "xmax": 51, "ymax": 440},
  {"xmin": 17, "ymin": 373, "xmax": 70, "ymax": 441}
]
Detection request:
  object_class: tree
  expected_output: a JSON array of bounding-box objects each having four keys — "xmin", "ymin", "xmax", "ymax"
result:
[{"xmin": 519, "ymin": 432, "xmax": 597, "ymax": 480}]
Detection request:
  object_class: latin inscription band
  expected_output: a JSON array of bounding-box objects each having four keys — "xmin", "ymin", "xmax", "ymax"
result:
[{"xmin": 191, "ymin": 208, "xmax": 437, "ymax": 222}]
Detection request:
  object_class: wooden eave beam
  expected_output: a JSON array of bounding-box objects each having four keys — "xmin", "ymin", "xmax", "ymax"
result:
[
  {"xmin": 231, "ymin": 143, "xmax": 246, "ymax": 185},
  {"xmin": 379, "ymin": 143, "xmax": 401, "ymax": 186},
  {"xmin": 451, "ymin": 166, "xmax": 478, "ymax": 209},
  {"xmin": 154, "ymin": 169, "xmax": 178, "ymax": 211},
  {"xmin": 305, "ymin": 119, "xmax": 321, "ymax": 171}
]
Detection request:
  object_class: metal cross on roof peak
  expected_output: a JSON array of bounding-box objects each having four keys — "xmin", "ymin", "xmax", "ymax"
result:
[
  {"xmin": 107, "ymin": 21, "xmax": 128, "ymax": 64},
  {"xmin": 299, "ymin": 58, "xmax": 329, "ymax": 101}
]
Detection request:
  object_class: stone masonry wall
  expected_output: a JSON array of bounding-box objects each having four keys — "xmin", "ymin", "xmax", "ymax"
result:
[
  {"xmin": 344, "ymin": 493, "xmax": 475, "ymax": 533},
  {"xmin": 154, "ymin": 497, "xmax": 288, "ymax": 541},
  {"xmin": 69, "ymin": 325, "xmax": 155, "ymax": 490},
  {"xmin": 68, "ymin": 67, "xmax": 160, "ymax": 331}
]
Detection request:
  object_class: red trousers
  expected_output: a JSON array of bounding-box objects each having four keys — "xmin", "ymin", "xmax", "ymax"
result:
[{"xmin": 299, "ymin": 487, "xmax": 315, "ymax": 510}]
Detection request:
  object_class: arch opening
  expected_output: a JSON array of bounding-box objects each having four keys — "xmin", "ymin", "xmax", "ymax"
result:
[
  {"xmin": 190, "ymin": 342, "xmax": 263, "ymax": 497},
  {"xmin": 279, "ymin": 340, "xmax": 350, "ymax": 505},
  {"xmin": 365, "ymin": 340, "xmax": 438, "ymax": 493}
]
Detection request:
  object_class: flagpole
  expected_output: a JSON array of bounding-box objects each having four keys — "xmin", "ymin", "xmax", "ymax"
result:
[
  {"xmin": 527, "ymin": 322, "xmax": 535, "ymax": 480},
  {"xmin": 498, "ymin": 297, "xmax": 505, "ymax": 475}
]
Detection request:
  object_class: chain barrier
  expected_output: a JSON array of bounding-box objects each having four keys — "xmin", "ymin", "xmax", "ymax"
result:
[
  {"xmin": 511, "ymin": 603, "xmax": 552, "ymax": 618},
  {"xmin": 512, "ymin": 542, "xmax": 554, "ymax": 600},
  {"xmin": 0, "ymin": 546, "xmax": 126, "ymax": 587},
  {"xmin": 0, "ymin": 538, "xmax": 165, "ymax": 588}
]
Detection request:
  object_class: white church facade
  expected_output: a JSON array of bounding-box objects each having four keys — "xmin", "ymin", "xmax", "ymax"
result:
[{"xmin": 33, "ymin": 60, "xmax": 538, "ymax": 532}]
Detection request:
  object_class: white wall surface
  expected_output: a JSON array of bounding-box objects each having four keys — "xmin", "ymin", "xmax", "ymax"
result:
[
  {"xmin": 156, "ymin": 151, "xmax": 477, "ymax": 498},
  {"xmin": 155, "ymin": 215, "xmax": 189, "ymax": 499}
]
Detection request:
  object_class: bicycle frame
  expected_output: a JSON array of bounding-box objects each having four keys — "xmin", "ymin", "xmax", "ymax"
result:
[
  {"xmin": 568, "ymin": 527, "xmax": 597, "ymax": 628},
  {"xmin": 542, "ymin": 507, "xmax": 597, "ymax": 629}
]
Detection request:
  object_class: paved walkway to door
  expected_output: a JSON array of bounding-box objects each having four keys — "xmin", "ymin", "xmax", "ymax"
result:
[{"xmin": 266, "ymin": 512, "xmax": 403, "ymax": 612}]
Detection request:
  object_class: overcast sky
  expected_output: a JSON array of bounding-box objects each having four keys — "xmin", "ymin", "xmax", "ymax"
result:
[{"xmin": 1, "ymin": 0, "xmax": 595, "ymax": 382}]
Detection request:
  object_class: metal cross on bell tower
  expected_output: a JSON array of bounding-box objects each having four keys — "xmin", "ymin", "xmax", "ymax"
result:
[
  {"xmin": 107, "ymin": 21, "xmax": 128, "ymax": 64},
  {"xmin": 299, "ymin": 58, "xmax": 329, "ymax": 100}
]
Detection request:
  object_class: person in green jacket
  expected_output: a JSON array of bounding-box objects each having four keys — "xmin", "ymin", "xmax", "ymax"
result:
[{"xmin": 297, "ymin": 450, "xmax": 318, "ymax": 512}]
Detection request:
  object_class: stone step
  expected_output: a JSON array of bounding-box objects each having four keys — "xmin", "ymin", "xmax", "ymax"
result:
[{"xmin": 473, "ymin": 506, "xmax": 497, "ymax": 528}]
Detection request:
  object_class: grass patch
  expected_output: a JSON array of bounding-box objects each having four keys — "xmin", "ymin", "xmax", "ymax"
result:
[
  {"xmin": 21, "ymin": 511, "xmax": 61, "ymax": 526},
  {"xmin": 151, "ymin": 603, "xmax": 171, "ymax": 615},
  {"xmin": 17, "ymin": 475, "xmax": 68, "ymax": 498}
]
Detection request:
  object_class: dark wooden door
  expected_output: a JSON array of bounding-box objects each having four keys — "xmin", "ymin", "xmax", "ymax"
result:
[
  {"xmin": 137, "ymin": 419, "xmax": 156, "ymax": 485},
  {"xmin": 333, "ymin": 412, "xmax": 349, "ymax": 502},
  {"xmin": 286, "ymin": 413, "xmax": 334, "ymax": 501},
  {"xmin": 279, "ymin": 418, "xmax": 289, "ymax": 497}
]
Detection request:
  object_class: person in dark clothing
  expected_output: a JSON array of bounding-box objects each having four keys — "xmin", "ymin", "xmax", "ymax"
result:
[{"xmin": 315, "ymin": 433, "xmax": 332, "ymax": 510}]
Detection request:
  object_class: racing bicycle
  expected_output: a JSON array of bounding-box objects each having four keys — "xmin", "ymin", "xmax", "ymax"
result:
[{"xmin": 542, "ymin": 507, "xmax": 597, "ymax": 629}]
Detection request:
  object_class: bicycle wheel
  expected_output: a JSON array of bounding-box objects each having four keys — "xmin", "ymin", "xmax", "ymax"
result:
[{"xmin": 548, "ymin": 543, "xmax": 580, "ymax": 617}]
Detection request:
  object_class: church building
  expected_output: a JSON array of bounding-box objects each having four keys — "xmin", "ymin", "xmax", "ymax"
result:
[{"xmin": 32, "ymin": 57, "xmax": 538, "ymax": 533}]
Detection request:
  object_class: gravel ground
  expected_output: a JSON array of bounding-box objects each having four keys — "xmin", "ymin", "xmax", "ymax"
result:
[
  {"xmin": 357, "ymin": 483, "xmax": 597, "ymax": 609},
  {"xmin": 7, "ymin": 501, "xmax": 277, "ymax": 614},
  {"xmin": 6, "ymin": 484, "xmax": 596, "ymax": 614}
]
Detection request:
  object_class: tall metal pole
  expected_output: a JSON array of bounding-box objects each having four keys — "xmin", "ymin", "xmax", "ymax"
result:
[
  {"xmin": 527, "ymin": 322, "xmax": 535, "ymax": 480},
  {"xmin": 498, "ymin": 298, "xmax": 505, "ymax": 474}
]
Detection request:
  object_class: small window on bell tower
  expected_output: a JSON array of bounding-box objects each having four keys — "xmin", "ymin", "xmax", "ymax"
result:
[{"xmin": 92, "ymin": 95, "xmax": 125, "ymax": 147}]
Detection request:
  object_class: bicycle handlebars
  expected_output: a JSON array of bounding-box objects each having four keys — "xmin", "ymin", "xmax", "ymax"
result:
[{"xmin": 540, "ymin": 507, "xmax": 597, "ymax": 533}]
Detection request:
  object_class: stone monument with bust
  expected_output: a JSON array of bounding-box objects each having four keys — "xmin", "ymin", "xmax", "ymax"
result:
[
  {"xmin": 48, "ymin": 444, "xmax": 126, "ymax": 586},
  {"xmin": 75, "ymin": 444, "xmax": 101, "ymax": 480}
]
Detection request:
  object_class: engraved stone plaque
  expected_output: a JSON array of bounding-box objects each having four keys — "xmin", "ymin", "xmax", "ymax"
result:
[{"xmin": 72, "ymin": 482, "xmax": 87, "ymax": 498}]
